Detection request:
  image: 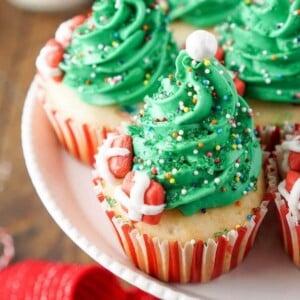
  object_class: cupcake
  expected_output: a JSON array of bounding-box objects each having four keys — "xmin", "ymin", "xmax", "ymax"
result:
[
  {"xmin": 35, "ymin": 0, "xmax": 178, "ymax": 165},
  {"xmin": 93, "ymin": 30, "xmax": 269, "ymax": 283},
  {"xmin": 275, "ymin": 127, "xmax": 300, "ymax": 267},
  {"xmin": 218, "ymin": 0, "xmax": 300, "ymax": 103}
]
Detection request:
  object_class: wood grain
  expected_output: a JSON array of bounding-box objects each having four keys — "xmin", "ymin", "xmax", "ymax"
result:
[{"xmin": 0, "ymin": 1, "xmax": 92, "ymax": 264}]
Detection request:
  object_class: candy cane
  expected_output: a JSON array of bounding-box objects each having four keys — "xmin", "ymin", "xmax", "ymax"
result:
[
  {"xmin": 36, "ymin": 39, "xmax": 64, "ymax": 81},
  {"xmin": 55, "ymin": 15, "xmax": 86, "ymax": 48},
  {"xmin": 95, "ymin": 134, "xmax": 132, "ymax": 184},
  {"xmin": 115, "ymin": 171, "xmax": 165, "ymax": 223}
]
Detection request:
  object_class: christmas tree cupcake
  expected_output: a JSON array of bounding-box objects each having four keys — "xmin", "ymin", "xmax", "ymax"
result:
[
  {"xmin": 218, "ymin": 0, "xmax": 300, "ymax": 103},
  {"xmin": 35, "ymin": 0, "xmax": 178, "ymax": 165},
  {"xmin": 93, "ymin": 30, "xmax": 269, "ymax": 283}
]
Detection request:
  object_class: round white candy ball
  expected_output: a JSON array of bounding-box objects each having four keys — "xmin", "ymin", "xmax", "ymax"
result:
[{"xmin": 186, "ymin": 30, "xmax": 218, "ymax": 61}]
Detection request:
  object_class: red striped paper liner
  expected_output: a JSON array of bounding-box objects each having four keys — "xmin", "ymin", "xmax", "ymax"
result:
[
  {"xmin": 94, "ymin": 177, "xmax": 270, "ymax": 283},
  {"xmin": 35, "ymin": 77, "xmax": 116, "ymax": 165},
  {"xmin": 275, "ymin": 194, "xmax": 300, "ymax": 267}
]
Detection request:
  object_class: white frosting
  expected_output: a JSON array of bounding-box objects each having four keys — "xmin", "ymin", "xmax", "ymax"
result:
[
  {"xmin": 95, "ymin": 135, "xmax": 130, "ymax": 184},
  {"xmin": 279, "ymin": 135, "xmax": 300, "ymax": 174},
  {"xmin": 278, "ymin": 179, "xmax": 300, "ymax": 221},
  {"xmin": 185, "ymin": 30, "xmax": 218, "ymax": 61},
  {"xmin": 55, "ymin": 19, "xmax": 75, "ymax": 48},
  {"xmin": 281, "ymin": 135, "xmax": 300, "ymax": 152},
  {"xmin": 36, "ymin": 44, "xmax": 63, "ymax": 78},
  {"xmin": 114, "ymin": 171, "xmax": 165, "ymax": 221}
]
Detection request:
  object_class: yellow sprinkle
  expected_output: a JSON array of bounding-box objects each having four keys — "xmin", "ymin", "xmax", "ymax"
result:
[
  {"xmin": 192, "ymin": 97, "xmax": 197, "ymax": 104},
  {"xmin": 215, "ymin": 145, "xmax": 221, "ymax": 151},
  {"xmin": 168, "ymin": 74, "xmax": 174, "ymax": 80},
  {"xmin": 169, "ymin": 178, "xmax": 175, "ymax": 184},
  {"xmin": 235, "ymin": 176, "xmax": 240, "ymax": 182},
  {"xmin": 211, "ymin": 119, "xmax": 217, "ymax": 125},
  {"xmin": 204, "ymin": 59, "xmax": 210, "ymax": 66},
  {"xmin": 232, "ymin": 144, "xmax": 237, "ymax": 150},
  {"xmin": 183, "ymin": 107, "xmax": 189, "ymax": 113},
  {"xmin": 112, "ymin": 41, "xmax": 119, "ymax": 47},
  {"xmin": 144, "ymin": 80, "xmax": 149, "ymax": 85},
  {"xmin": 172, "ymin": 132, "xmax": 178, "ymax": 138},
  {"xmin": 271, "ymin": 54, "xmax": 277, "ymax": 60},
  {"xmin": 187, "ymin": 67, "xmax": 193, "ymax": 72},
  {"xmin": 198, "ymin": 142, "xmax": 204, "ymax": 148},
  {"xmin": 145, "ymin": 73, "xmax": 151, "ymax": 79},
  {"xmin": 235, "ymin": 224, "xmax": 241, "ymax": 229}
]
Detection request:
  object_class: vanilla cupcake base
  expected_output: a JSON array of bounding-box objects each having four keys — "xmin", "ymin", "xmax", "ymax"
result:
[
  {"xmin": 93, "ymin": 170, "xmax": 272, "ymax": 283},
  {"xmin": 36, "ymin": 76, "xmax": 135, "ymax": 165}
]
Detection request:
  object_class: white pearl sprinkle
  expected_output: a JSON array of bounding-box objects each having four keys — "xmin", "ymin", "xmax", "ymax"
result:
[
  {"xmin": 185, "ymin": 30, "xmax": 218, "ymax": 61},
  {"xmin": 181, "ymin": 189, "xmax": 187, "ymax": 195},
  {"xmin": 214, "ymin": 178, "xmax": 220, "ymax": 184}
]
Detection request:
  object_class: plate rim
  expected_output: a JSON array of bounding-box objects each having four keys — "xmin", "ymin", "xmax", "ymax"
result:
[{"xmin": 21, "ymin": 77, "xmax": 200, "ymax": 300}]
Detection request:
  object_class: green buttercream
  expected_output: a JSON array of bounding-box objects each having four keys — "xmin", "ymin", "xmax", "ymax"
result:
[
  {"xmin": 127, "ymin": 50, "xmax": 262, "ymax": 215},
  {"xmin": 218, "ymin": 0, "xmax": 300, "ymax": 103},
  {"xmin": 168, "ymin": 0, "xmax": 241, "ymax": 27},
  {"xmin": 60, "ymin": 0, "xmax": 178, "ymax": 106}
]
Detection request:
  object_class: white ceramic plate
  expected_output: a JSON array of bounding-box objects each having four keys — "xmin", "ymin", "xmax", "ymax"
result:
[{"xmin": 22, "ymin": 79, "xmax": 300, "ymax": 300}]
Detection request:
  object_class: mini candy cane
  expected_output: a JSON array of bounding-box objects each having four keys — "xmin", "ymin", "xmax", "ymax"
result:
[{"xmin": 0, "ymin": 228, "xmax": 14, "ymax": 270}]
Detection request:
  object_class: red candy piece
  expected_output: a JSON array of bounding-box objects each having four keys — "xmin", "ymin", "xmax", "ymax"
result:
[
  {"xmin": 71, "ymin": 15, "xmax": 86, "ymax": 28},
  {"xmin": 122, "ymin": 171, "xmax": 165, "ymax": 225},
  {"xmin": 215, "ymin": 46, "xmax": 224, "ymax": 61},
  {"xmin": 108, "ymin": 135, "xmax": 133, "ymax": 179},
  {"xmin": 285, "ymin": 170, "xmax": 300, "ymax": 193},
  {"xmin": 233, "ymin": 76, "xmax": 246, "ymax": 96},
  {"xmin": 45, "ymin": 39, "xmax": 64, "ymax": 67},
  {"xmin": 288, "ymin": 151, "xmax": 300, "ymax": 172}
]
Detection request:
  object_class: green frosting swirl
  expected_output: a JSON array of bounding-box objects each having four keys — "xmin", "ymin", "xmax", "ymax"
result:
[
  {"xmin": 168, "ymin": 0, "xmax": 241, "ymax": 27},
  {"xmin": 60, "ymin": 0, "xmax": 178, "ymax": 106},
  {"xmin": 218, "ymin": 0, "xmax": 300, "ymax": 103},
  {"xmin": 127, "ymin": 50, "xmax": 262, "ymax": 215}
]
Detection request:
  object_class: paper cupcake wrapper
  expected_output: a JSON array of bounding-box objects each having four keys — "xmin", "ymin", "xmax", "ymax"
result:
[
  {"xmin": 35, "ymin": 77, "xmax": 116, "ymax": 165},
  {"xmin": 274, "ymin": 194, "xmax": 300, "ymax": 267},
  {"xmin": 94, "ymin": 175, "xmax": 270, "ymax": 283}
]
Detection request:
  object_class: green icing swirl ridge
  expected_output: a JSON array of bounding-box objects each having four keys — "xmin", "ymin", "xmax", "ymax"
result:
[
  {"xmin": 128, "ymin": 50, "xmax": 262, "ymax": 215},
  {"xmin": 168, "ymin": 0, "xmax": 241, "ymax": 27},
  {"xmin": 60, "ymin": 0, "xmax": 178, "ymax": 106},
  {"xmin": 218, "ymin": 0, "xmax": 300, "ymax": 103}
]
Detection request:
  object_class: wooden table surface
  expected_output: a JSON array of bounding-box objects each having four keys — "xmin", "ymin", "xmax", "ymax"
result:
[{"xmin": 0, "ymin": 0, "xmax": 92, "ymax": 265}]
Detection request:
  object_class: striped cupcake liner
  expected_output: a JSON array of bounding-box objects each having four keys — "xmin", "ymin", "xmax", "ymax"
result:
[
  {"xmin": 94, "ymin": 173, "xmax": 272, "ymax": 283},
  {"xmin": 35, "ymin": 76, "xmax": 116, "ymax": 165},
  {"xmin": 275, "ymin": 194, "xmax": 300, "ymax": 267}
]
